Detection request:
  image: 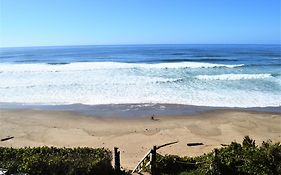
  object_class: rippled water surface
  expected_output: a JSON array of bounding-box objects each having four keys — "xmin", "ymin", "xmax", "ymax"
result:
[{"xmin": 0, "ymin": 44, "xmax": 280, "ymax": 107}]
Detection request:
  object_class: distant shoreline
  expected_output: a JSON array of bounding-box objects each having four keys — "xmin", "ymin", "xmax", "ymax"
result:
[{"xmin": 1, "ymin": 102, "xmax": 280, "ymax": 118}]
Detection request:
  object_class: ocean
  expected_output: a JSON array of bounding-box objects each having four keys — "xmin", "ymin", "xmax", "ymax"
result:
[{"xmin": 0, "ymin": 44, "xmax": 280, "ymax": 108}]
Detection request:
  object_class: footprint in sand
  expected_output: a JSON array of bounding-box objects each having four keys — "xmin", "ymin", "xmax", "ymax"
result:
[{"xmin": 187, "ymin": 125, "xmax": 221, "ymax": 136}]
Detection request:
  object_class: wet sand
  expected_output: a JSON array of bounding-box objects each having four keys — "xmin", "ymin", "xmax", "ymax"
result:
[{"xmin": 0, "ymin": 109, "xmax": 280, "ymax": 170}]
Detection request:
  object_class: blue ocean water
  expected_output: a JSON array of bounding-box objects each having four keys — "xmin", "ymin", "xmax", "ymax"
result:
[{"xmin": 0, "ymin": 44, "xmax": 280, "ymax": 107}]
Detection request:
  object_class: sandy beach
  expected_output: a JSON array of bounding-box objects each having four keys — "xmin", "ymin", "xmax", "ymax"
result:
[{"xmin": 0, "ymin": 109, "xmax": 280, "ymax": 170}]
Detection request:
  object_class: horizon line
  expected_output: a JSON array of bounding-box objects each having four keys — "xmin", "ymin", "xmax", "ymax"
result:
[{"xmin": 0, "ymin": 43, "xmax": 280, "ymax": 49}]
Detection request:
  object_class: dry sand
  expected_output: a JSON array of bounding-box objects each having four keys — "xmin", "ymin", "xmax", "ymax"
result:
[{"xmin": 0, "ymin": 109, "xmax": 280, "ymax": 170}]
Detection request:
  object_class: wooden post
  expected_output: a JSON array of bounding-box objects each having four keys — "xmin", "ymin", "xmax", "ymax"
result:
[
  {"xmin": 114, "ymin": 147, "xmax": 121, "ymax": 173},
  {"xmin": 150, "ymin": 146, "xmax": 157, "ymax": 175}
]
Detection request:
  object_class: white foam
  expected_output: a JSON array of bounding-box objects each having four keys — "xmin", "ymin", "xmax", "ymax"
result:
[
  {"xmin": 196, "ymin": 74, "xmax": 273, "ymax": 80},
  {"xmin": 0, "ymin": 86, "xmax": 280, "ymax": 107},
  {"xmin": 0, "ymin": 62, "xmax": 244, "ymax": 73},
  {"xmin": 0, "ymin": 62, "xmax": 280, "ymax": 108}
]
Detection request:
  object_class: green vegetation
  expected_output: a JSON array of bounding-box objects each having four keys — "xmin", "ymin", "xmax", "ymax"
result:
[
  {"xmin": 155, "ymin": 136, "xmax": 281, "ymax": 175},
  {"xmin": 0, "ymin": 147, "xmax": 114, "ymax": 175},
  {"xmin": 0, "ymin": 137, "xmax": 280, "ymax": 174}
]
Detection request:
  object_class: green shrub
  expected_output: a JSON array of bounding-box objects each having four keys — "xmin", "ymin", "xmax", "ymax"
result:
[
  {"xmin": 155, "ymin": 136, "xmax": 281, "ymax": 175},
  {"xmin": 0, "ymin": 147, "xmax": 114, "ymax": 175},
  {"xmin": 1, "ymin": 137, "xmax": 280, "ymax": 175}
]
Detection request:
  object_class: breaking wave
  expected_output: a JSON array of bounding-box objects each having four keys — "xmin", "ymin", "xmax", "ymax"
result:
[
  {"xmin": 0, "ymin": 62, "xmax": 244, "ymax": 73},
  {"xmin": 196, "ymin": 74, "xmax": 273, "ymax": 80}
]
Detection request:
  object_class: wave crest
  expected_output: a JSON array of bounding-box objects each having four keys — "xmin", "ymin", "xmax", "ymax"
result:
[
  {"xmin": 196, "ymin": 74, "xmax": 273, "ymax": 80},
  {"xmin": 0, "ymin": 62, "xmax": 244, "ymax": 73}
]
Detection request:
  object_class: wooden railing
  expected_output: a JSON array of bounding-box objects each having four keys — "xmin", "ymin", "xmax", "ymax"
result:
[{"xmin": 131, "ymin": 141, "xmax": 178, "ymax": 174}]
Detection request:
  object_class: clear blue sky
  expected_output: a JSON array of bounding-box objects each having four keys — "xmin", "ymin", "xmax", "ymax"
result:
[{"xmin": 0, "ymin": 0, "xmax": 280, "ymax": 47}]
